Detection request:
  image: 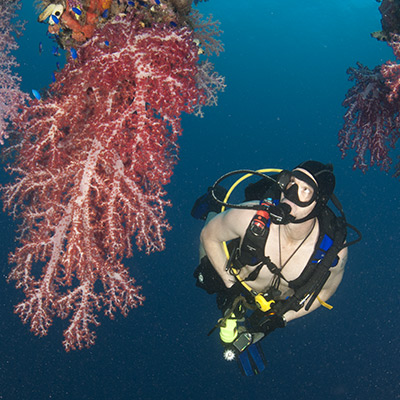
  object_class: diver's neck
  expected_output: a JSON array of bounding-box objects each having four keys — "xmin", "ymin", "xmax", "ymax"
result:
[{"xmin": 280, "ymin": 218, "xmax": 317, "ymax": 243}]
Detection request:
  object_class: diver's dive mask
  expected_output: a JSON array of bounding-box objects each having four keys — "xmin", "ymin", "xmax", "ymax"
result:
[{"xmin": 276, "ymin": 170, "xmax": 318, "ymax": 208}]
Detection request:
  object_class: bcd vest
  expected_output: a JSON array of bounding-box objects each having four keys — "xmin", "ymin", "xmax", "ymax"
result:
[{"xmin": 232, "ymin": 200, "xmax": 347, "ymax": 314}]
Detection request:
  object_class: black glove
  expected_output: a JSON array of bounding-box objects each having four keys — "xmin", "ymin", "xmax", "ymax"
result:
[
  {"xmin": 248, "ymin": 309, "xmax": 286, "ymax": 337},
  {"xmin": 216, "ymin": 281, "xmax": 243, "ymax": 311}
]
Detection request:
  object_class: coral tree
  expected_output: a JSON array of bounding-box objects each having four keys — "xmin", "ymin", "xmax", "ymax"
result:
[
  {"xmin": 0, "ymin": 0, "xmax": 29, "ymax": 143},
  {"xmin": 3, "ymin": 5, "xmax": 223, "ymax": 350},
  {"xmin": 338, "ymin": 62, "xmax": 399, "ymax": 172},
  {"xmin": 339, "ymin": 0, "xmax": 400, "ymax": 176}
]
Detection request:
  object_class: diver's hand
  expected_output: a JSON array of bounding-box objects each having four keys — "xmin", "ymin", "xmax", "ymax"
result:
[
  {"xmin": 249, "ymin": 309, "xmax": 286, "ymax": 337},
  {"xmin": 216, "ymin": 281, "xmax": 243, "ymax": 312},
  {"xmin": 223, "ymin": 281, "xmax": 243, "ymax": 296}
]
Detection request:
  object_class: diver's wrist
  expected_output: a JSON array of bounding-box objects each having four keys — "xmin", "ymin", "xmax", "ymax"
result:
[{"xmin": 224, "ymin": 278, "xmax": 236, "ymax": 288}]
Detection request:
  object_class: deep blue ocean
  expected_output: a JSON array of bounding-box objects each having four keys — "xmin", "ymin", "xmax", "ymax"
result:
[{"xmin": 1, "ymin": 1, "xmax": 399, "ymax": 399}]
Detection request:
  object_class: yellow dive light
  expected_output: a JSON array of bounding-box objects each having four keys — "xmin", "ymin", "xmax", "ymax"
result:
[{"xmin": 219, "ymin": 316, "xmax": 238, "ymax": 343}]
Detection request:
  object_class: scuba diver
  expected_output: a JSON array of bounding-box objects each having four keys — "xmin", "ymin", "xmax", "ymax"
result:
[{"xmin": 192, "ymin": 161, "xmax": 361, "ymax": 376}]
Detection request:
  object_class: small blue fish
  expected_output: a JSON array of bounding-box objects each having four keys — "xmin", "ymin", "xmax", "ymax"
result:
[
  {"xmin": 51, "ymin": 72, "xmax": 56, "ymax": 83},
  {"xmin": 170, "ymin": 21, "xmax": 177, "ymax": 27},
  {"xmin": 155, "ymin": 0, "xmax": 160, "ymax": 4},
  {"xmin": 101, "ymin": 9, "xmax": 109, "ymax": 18},
  {"xmin": 71, "ymin": 6, "xmax": 82, "ymax": 15},
  {"xmin": 52, "ymin": 46, "xmax": 60, "ymax": 57},
  {"xmin": 70, "ymin": 48, "xmax": 77, "ymax": 60},
  {"xmin": 39, "ymin": 42, "xmax": 43, "ymax": 55},
  {"xmin": 56, "ymin": 62, "xmax": 60, "ymax": 70},
  {"xmin": 128, "ymin": 1, "xmax": 135, "ymax": 5},
  {"xmin": 32, "ymin": 89, "xmax": 41, "ymax": 100},
  {"xmin": 51, "ymin": 15, "xmax": 59, "ymax": 24},
  {"xmin": 105, "ymin": 40, "xmax": 110, "ymax": 46}
]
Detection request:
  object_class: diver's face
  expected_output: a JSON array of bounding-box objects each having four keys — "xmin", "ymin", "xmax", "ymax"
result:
[
  {"xmin": 280, "ymin": 169, "xmax": 317, "ymax": 221},
  {"xmin": 286, "ymin": 175, "xmax": 315, "ymax": 203}
]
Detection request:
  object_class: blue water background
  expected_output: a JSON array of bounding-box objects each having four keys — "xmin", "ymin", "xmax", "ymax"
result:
[{"xmin": 0, "ymin": 1, "xmax": 399, "ymax": 399}]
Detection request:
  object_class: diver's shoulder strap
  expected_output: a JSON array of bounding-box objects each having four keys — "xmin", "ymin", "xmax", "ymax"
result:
[
  {"xmin": 289, "ymin": 206, "xmax": 346, "ymax": 290},
  {"xmin": 234, "ymin": 200, "xmax": 274, "ymax": 269},
  {"xmin": 234, "ymin": 199, "xmax": 289, "ymax": 286},
  {"xmin": 275, "ymin": 206, "xmax": 348, "ymax": 314}
]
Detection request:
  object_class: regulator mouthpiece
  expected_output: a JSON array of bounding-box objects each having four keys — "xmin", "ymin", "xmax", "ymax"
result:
[{"xmin": 268, "ymin": 203, "xmax": 294, "ymax": 225}]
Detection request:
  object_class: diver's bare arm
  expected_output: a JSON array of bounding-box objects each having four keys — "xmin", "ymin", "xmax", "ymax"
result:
[
  {"xmin": 284, "ymin": 247, "xmax": 348, "ymax": 322},
  {"xmin": 200, "ymin": 207, "xmax": 255, "ymax": 288}
]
